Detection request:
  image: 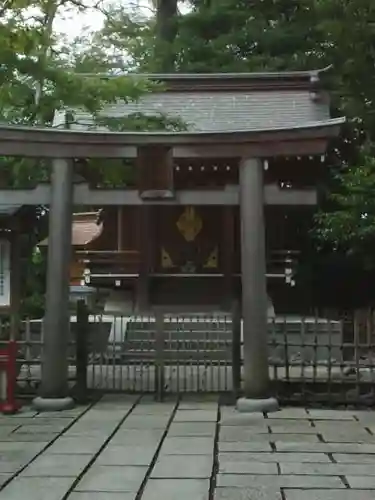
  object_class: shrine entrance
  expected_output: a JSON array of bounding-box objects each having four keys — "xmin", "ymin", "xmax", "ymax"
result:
[{"xmin": 0, "ymin": 69, "xmax": 344, "ymax": 409}]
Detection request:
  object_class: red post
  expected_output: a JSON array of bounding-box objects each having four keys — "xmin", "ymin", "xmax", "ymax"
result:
[{"xmin": 0, "ymin": 341, "xmax": 21, "ymax": 414}]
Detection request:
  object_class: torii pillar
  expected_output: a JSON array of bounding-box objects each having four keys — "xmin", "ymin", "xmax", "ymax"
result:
[
  {"xmin": 33, "ymin": 156, "xmax": 75, "ymax": 411},
  {"xmin": 236, "ymin": 157, "xmax": 278, "ymax": 413}
]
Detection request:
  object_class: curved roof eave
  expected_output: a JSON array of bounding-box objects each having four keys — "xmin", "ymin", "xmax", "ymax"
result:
[{"xmin": 0, "ymin": 117, "xmax": 346, "ymax": 144}]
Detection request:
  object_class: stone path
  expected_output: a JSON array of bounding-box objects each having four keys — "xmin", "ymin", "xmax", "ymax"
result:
[{"xmin": 1, "ymin": 397, "xmax": 375, "ymax": 499}]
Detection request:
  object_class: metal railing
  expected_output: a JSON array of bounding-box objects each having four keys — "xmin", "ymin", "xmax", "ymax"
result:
[{"xmin": 2, "ymin": 308, "xmax": 375, "ymax": 404}]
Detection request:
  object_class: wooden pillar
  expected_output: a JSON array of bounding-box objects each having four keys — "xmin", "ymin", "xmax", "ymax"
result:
[
  {"xmin": 33, "ymin": 158, "xmax": 74, "ymax": 411},
  {"xmin": 239, "ymin": 158, "xmax": 275, "ymax": 407},
  {"xmin": 222, "ymin": 206, "xmax": 235, "ymax": 309},
  {"xmin": 137, "ymin": 205, "xmax": 152, "ymax": 311}
]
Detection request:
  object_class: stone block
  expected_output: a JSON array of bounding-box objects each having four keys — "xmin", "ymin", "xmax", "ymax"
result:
[
  {"xmin": 119, "ymin": 416, "xmax": 170, "ymax": 429},
  {"xmin": 173, "ymin": 411, "xmax": 218, "ymax": 422},
  {"xmin": 142, "ymin": 478, "xmax": 210, "ymax": 500},
  {"xmin": 96, "ymin": 445, "xmax": 156, "ymax": 466},
  {"xmin": 319, "ymin": 433, "xmax": 375, "ymax": 443},
  {"xmin": 219, "ymin": 460, "xmax": 278, "ymax": 474},
  {"xmin": 21, "ymin": 454, "xmax": 91, "ymax": 477},
  {"xmin": 0, "ymin": 462, "xmax": 24, "ymax": 474},
  {"xmin": 75, "ymin": 465, "xmax": 147, "ymax": 492},
  {"xmin": 216, "ymin": 474, "xmax": 345, "ymax": 489},
  {"xmin": 307, "ymin": 410, "xmax": 356, "ymax": 421},
  {"xmin": 219, "ymin": 442, "xmax": 272, "ymax": 452},
  {"xmin": 0, "ymin": 426, "xmax": 22, "ymax": 436},
  {"xmin": 168, "ymin": 423, "xmax": 216, "ymax": 437},
  {"xmin": 275, "ymin": 442, "xmax": 375, "ymax": 453},
  {"xmin": 284, "ymin": 490, "xmax": 375, "ymax": 500},
  {"xmin": 109, "ymin": 429, "xmax": 164, "ymax": 445},
  {"xmin": 0, "ymin": 474, "xmax": 11, "ymax": 486},
  {"xmin": 214, "ymin": 486, "xmax": 282, "ymax": 500},
  {"xmin": 220, "ymin": 428, "xmax": 319, "ymax": 442},
  {"xmin": 268, "ymin": 425, "xmax": 317, "ymax": 434},
  {"xmin": 219, "ymin": 452, "xmax": 330, "ymax": 463},
  {"xmin": 178, "ymin": 401, "xmax": 218, "ymax": 411},
  {"xmin": 151, "ymin": 455, "xmax": 213, "ymax": 479},
  {"xmin": 47, "ymin": 437, "xmax": 105, "ymax": 455},
  {"xmin": 0, "ymin": 433, "xmax": 58, "ymax": 442},
  {"xmin": 333, "ymin": 453, "xmax": 375, "ymax": 463},
  {"xmin": 265, "ymin": 408, "xmax": 309, "ymax": 419},
  {"xmin": 346, "ymin": 476, "xmax": 375, "ymax": 488},
  {"xmin": 14, "ymin": 424, "xmax": 67, "ymax": 434},
  {"xmin": 0, "ymin": 476, "xmax": 74, "ymax": 500},
  {"xmin": 280, "ymin": 462, "xmax": 375, "ymax": 476},
  {"xmin": 160, "ymin": 437, "xmax": 214, "ymax": 455},
  {"xmin": 69, "ymin": 494, "xmax": 135, "ymax": 500}
]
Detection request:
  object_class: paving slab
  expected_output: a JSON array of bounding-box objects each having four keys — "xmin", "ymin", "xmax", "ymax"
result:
[
  {"xmin": 219, "ymin": 442, "xmax": 273, "ymax": 452},
  {"xmin": 14, "ymin": 424, "xmax": 67, "ymax": 434},
  {"xmin": 0, "ymin": 474, "xmax": 12, "ymax": 486},
  {"xmin": 0, "ymin": 476, "xmax": 74, "ymax": 500},
  {"xmin": 219, "ymin": 460, "xmax": 278, "ymax": 474},
  {"xmin": 109, "ymin": 429, "xmax": 164, "ymax": 445},
  {"xmin": 219, "ymin": 452, "xmax": 330, "ymax": 463},
  {"xmin": 33, "ymin": 408, "xmax": 88, "ymax": 418},
  {"xmin": 173, "ymin": 410, "xmax": 218, "ymax": 422},
  {"xmin": 74, "ymin": 465, "xmax": 147, "ymax": 492},
  {"xmin": 220, "ymin": 428, "xmax": 319, "ymax": 442},
  {"xmin": 280, "ymin": 462, "xmax": 375, "ymax": 476},
  {"xmin": 216, "ymin": 474, "xmax": 345, "ymax": 489},
  {"xmin": 0, "ymin": 433, "xmax": 59, "ymax": 442},
  {"xmin": 307, "ymin": 410, "xmax": 356, "ymax": 421},
  {"xmin": 0, "ymin": 426, "xmax": 21, "ymax": 435},
  {"xmin": 142, "ymin": 478, "xmax": 210, "ymax": 500},
  {"xmin": 284, "ymin": 490, "xmax": 375, "ymax": 500},
  {"xmin": 15, "ymin": 418, "xmax": 76, "ymax": 427},
  {"xmin": 220, "ymin": 415, "xmax": 269, "ymax": 429},
  {"xmin": 168, "ymin": 422, "xmax": 216, "ymax": 437},
  {"xmin": 214, "ymin": 486, "xmax": 282, "ymax": 500},
  {"xmin": 275, "ymin": 441, "xmax": 375, "ymax": 453},
  {"xmin": 268, "ymin": 425, "xmax": 317, "ymax": 434},
  {"xmin": 265, "ymin": 408, "xmax": 309, "ymax": 419},
  {"xmin": 119, "ymin": 416, "xmax": 170, "ymax": 429},
  {"xmin": 346, "ymin": 475, "xmax": 375, "ymax": 488},
  {"xmin": 333, "ymin": 453, "xmax": 375, "ymax": 463},
  {"xmin": 21, "ymin": 454, "xmax": 91, "ymax": 477},
  {"xmin": 151, "ymin": 455, "xmax": 213, "ymax": 479},
  {"xmin": 46, "ymin": 437, "xmax": 105, "ymax": 454},
  {"xmin": 64, "ymin": 428, "xmax": 114, "ymax": 438},
  {"xmin": 0, "ymin": 462, "xmax": 24, "ymax": 474},
  {"xmin": 160, "ymin": 437, "xmax": 214, "ymax": 455},
  {"xmin": 319, "ymin": 433, "xmax": 375, "ymax": 443},
  {"xmin": 178, "ymin": 401, "xmax": 219, "ymax": 411},
  {"xmin": 0, "ymin": 442, "xmax": 47, "ymax": 453},
  {"xmin": 96, "ymin": 445, "xmax": 156, "ymax": 466},
  {"xmin": 131, "ymin": 404, "xmax": 175, "ymax": 415},
  {"xmin": 68, "ymin": 493, "xmax": 135, "ymax": 500}
]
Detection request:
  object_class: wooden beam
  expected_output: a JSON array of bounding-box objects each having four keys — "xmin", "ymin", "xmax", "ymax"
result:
[
  {"xmin": 0, "ymin": 184, "xmax": 317, "ymax": 206},
  {"xmin": 0, "ymin": 119, "xmax": 344, "ymax": 158}
]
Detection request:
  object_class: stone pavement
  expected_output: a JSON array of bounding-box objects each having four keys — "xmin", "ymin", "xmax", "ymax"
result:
[{"xmin": 1, "ymin": 397, "xmax": 375, "ymax": 499}]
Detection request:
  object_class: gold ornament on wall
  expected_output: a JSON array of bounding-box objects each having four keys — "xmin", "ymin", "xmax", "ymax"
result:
[
  {"xmin": 161, "ymin": 247, "xmax": 174, "ymax": 268},
  {"xmin": 204, "ymin": 246, "xmax": 219, "ymax": 269},
  {"xmin": 176, "ymin": 206, "xmax": 202, "ymax": 242}
]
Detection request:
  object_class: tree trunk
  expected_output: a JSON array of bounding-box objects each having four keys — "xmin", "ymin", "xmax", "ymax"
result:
[{"xmin": 155, "ymin": 0, "xmax": 178, "ymax": 72}]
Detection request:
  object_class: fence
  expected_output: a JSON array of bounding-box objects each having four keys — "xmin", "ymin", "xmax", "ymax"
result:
[{"xmin": 2, "ymin": 307, "xmax": 375, "ymax": 404}]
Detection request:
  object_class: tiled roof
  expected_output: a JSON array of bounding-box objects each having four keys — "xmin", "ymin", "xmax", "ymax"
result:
[
  {"xmin": 74, "ymin": 89, "xmax": 330, "ymax": 133},
  {"xmin": 39, "ymin": 212, "xmax": 103, "ymax": 247}
]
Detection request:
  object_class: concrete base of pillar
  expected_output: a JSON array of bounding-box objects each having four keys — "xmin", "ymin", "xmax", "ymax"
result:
[
  {"xmin": 32, "ymin": 396, "xmax": 75, "ymax": 412},
  {"xmin": 236, "ymin": 396, "xmax": 279, "ymax": 414}
]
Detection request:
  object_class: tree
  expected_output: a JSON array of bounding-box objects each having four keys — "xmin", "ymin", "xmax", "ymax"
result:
[{"xmin": 0, "ymin": 0, "xmax": 185, "ymax": 316}]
